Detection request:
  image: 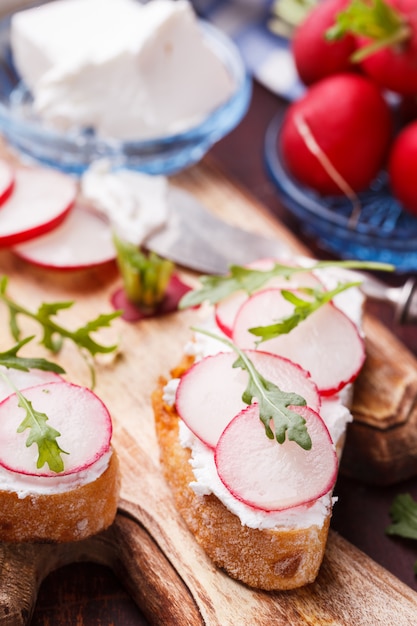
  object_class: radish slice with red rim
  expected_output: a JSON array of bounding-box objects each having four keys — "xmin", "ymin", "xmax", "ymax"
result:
[
  {"xmin": 215, "ymin": 403, "xmax": 338, "ymax": 511},
  {"xmin": 215, "ymin": 259, "xmax": 321, "ymax": 338},
  {"xmin": 0, "ymin": 367, "xmax": 63, "ymax": 403},
  {"xmin": 14, "ymin": 203, "xmax": 116, "ymax": 270},
  {"xmin": 232, "ymin": 288, "xmax": 365, "ymax": 395},
  {"xmin": 176, "ymin": 349, "xmax": 320, "ymax": 449},
  {"xmin": 0, "ymin": 381, "xmax": 112, "ymax": 477},
  {"xmin": 0, "ymin": 160, "xmax": 15, "ymax": 207},
  {"xmin": 215, "ymin": 292, "xmax": 248, "ymax": 337},
  {"xmin": 0, "ymin": 166, "xmax": 77, "ymax": 247}
]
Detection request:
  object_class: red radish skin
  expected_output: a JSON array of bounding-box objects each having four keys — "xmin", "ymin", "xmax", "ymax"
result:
[
  {"xmin": 280, "ymin": 73, "xmax": 392, "ymax": 195},
  {"xmin": 0, "ymin": 160, "xmax": 15, "ymax": 207},
  {"xmin": 232, "ymin": 288, "xmax": 365, "ymax": 396},
  {"xmin": 0, "ymin": 166, "xmax": 77, "ymax": 247},
  {"xmin": 292, "ymin": 0, "xmax": 357, "ymax": 86},
  {"xmin": 0, "ymin": 381, "xmax": 112, "ymax": 477},
  {"xmin": 388, "ymin": 120, "xmax": 417, "ymax": 216},
  {"xmin": 176, "ymin": 350, "xmax": 320, "ymax": 449},
  {"xmin": 214, "ymin": 403, "xmax": 338, "ymax": 511},
  {"xmin": 357, "ymin": 0, "xmax": 417, "ymax": 95},
  {"xmin": 214, "ymin": 258, "xmax": 276, "ymax": 337},
  {"xmin": 215, "ymin": 259, "xmax": 321, "ymax": 338},
  {"xmin": 14, "ymin": 203, "xmax": 116, "ymax": 270},
  {"xmin": 215, "ymin": 291, "xmax": 247, "ymax": 337}
]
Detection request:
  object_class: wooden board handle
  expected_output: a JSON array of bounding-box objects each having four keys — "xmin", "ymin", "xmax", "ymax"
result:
[
  {"xmin": 105, "ymin": 511, "xmax": 204, "ymax": 625},
  {"xmin": 0, "ymin": 511, "xmax": 204, "ymax": 626},
  {"xmin": 341, "ymin": 314, "xmax": 417, "ymax": 484},
  {"xmin": 0, "ymin": 542, "xmax": 41, "ymax": 625}
]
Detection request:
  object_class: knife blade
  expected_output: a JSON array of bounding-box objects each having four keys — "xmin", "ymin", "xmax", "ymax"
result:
[
  {"xmin": 144, "ymin": 186, "xmax": 292, "ymax": 275},
  {"xmin": 144, "ymin": 187, "xmax": 417, "ymax": 324}
]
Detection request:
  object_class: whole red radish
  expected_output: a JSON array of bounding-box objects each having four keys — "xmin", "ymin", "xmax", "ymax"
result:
[
  {"xmin": 328, "ymin": 0, "xmax": 417, "ymax": 95},
  {"xmin": 280, "ymin": 73, "xmax": 392, "ymax": 195},
  {"xmin": 292, "ymin": 0, "xmax": 357, "ymax": 86},
  {"xmin": 388, "ymin": 120, "xmax": 417, "ymax": 216}
]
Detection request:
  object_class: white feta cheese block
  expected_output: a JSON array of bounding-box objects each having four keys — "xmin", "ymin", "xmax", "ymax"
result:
[{"xmin": 10, "ymin": 0, "xmax": 235, "ymax": 140}]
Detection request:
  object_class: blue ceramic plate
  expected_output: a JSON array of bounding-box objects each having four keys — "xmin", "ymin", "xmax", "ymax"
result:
[
  {"xmin": 265, "ymin": 113, "xmax": 417, "ymax": 273},
  {"xmin": 0, "ymin": 6, "xmax": 251, "ymax": 175}
]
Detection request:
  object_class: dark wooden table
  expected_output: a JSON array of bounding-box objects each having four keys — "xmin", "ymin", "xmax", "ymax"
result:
[{"xmin": 29, "ymin": 81, "xmax": 417, "ymax": 625}]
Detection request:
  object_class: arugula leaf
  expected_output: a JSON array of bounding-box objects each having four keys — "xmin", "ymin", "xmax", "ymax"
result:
[
  {"xmin": 192, "ymin": 326, "xmax": 311, "ymax": 450},
  {"xmin": 0, "ymin": 275, "xmax": 121, "ymax": 357},
  {"xmin": 0, "ymin": 344, "xmax": 68, "ymax": 474},
  {"xmin": 0, "ymin": 337, "xmax": 65, "ymax": 374},
  {"xmin": 179, "ymin": 260, "xmax": 394, "ymax": 309},
  {"xmin": 386, "ymin": 493, "xmax": 417, "ymax": 574},
  {"xmin": 16, "ymin": 390, "xmax": 68, "ymax": 473},
  {"xmin": 386, "ymin": 494, "xmax": 417, "ymax": 540},
  {"xmin": 249, "ymin": 281, "xmax": 360, "ymax": 342}
]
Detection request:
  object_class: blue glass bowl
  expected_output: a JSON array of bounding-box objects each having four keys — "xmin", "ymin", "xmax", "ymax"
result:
[
  {"xmin": 0, "ymin": 7, "xmax": 251, "ymax": 176},
  {"xmin": 264, "ymin": 113, "xmax": 417, "ymax": 273}
]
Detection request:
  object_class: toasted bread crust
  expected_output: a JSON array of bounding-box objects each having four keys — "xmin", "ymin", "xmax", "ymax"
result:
[
  {"xmin": 152, "ymin": 378, "xmax": 331, "ymax": 590},
  {"xmin": 0, "ymin": 448, "xmax": 120, "ymax": 543}
]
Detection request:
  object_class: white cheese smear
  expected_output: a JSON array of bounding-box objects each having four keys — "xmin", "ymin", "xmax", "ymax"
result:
[
  {"xmin": 0, "ymin": 450, "xmax": 112, "ymax": 498},
  {"xmin": 11, "ymin": 0, "xmax": 235, "ymax": 140},
  {"xmin": 81, "ymin": 159, "xmax": 169, "ymax": 245}
]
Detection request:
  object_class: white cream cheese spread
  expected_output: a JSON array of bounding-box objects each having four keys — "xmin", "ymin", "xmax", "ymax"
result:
[
  {"xmin": 11, "ymin": 0, "xmax": 235, "ymax": 140},
  {"xmin": 81, "ymin": 160, "xmax": 169, "ymax": 245},
  {"xmin": 164, "ymin": 270, "xmax": 364, "ymax": 531},
  {"xmin": 0, "ymin": 449, "xmax": 112, "ymax": 499}
]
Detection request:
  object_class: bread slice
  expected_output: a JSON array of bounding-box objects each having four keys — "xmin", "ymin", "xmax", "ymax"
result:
[
  {"xmin": 153, "ymin": 263, "xmax": 363, "ymax": 590},
  {"xmin": 0, "ymin": 447, "xmax": 120, "ymax": 543},
  {"xmin": 153, "ymin": 370, "xmax": 332, "ymax": 591}
]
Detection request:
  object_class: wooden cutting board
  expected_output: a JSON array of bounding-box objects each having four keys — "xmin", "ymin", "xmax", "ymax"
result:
[{"xmin": 1, "ymin": 159, "xmax": 417, "ymax": 625}]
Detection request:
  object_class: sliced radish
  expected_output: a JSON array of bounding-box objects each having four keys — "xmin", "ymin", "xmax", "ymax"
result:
[
  {"xmin": 176, "ymin": 350, "xmax": 320, "ymax": 449},
  {"xmin": 14, "ymin": 203, "xmax": 116, "ymax": 270},
  {"xmin": 0, "ymin": 160, "xmax": 15, "ymax": 207},
  {"xmin": 232, "ymin": 288, "xmax": 365, "ymax": 395},
  {"xmin": 215, "ymin": 259, "xmax": 321, "ymax": 337},
  {"xmin": 215, "ymin": 403, "xmax": 338, "ymax": 511},
  {"xmin": 215, "ymin": 292, "xmax": 248, "ymax": 337},
  {"xmin": 0, "ymin": 381, "xmax": 112, "ymax": 477},
  {"xmin": 0, "ymin": 166, "xmax": 77, "ymax": 247},
  {"xmin": 0, "ymin": 366, "xmax": 62, "ymax": 402}
]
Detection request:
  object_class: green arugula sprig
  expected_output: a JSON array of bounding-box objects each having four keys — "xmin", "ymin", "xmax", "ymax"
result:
[
  {"xmin": 0, "ymin": 338, "xmax": 67, "ymax": 473},
  {"xmin": 249, "ymin": 281, "xmax": 360, "ymax": 343},
  {"xmin": 179, "ymin": 259, "xmax": 393, "ymax": 309},
  {"xmin": 0, "ymin": 276, "xmax": 121, "ymax": 386},
  {"xmin": 0, "ymin": 336, "xmax": 65, "ymax": 374},
  {"xmin": 192, "ymin": 327, "xmax": 311, "ymax": 450},
  {"xmin": 15, "ymin": 390, "xmax": 68, "ymax": 473},
  {"xmin": 386, "ymin": 493, "xmax": 417, "ymax": 575}
]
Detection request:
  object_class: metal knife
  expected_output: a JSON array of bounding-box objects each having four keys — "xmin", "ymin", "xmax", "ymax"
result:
[{"xmin": 144, "ymin": 187, "xmax": 417, "ymax": 325}]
